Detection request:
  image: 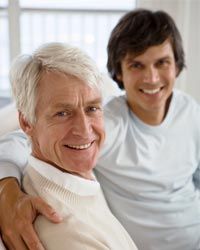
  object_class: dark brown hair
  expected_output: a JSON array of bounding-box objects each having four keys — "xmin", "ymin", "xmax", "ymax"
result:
[{"xmin": 107, "ymin": 8, "xmax": 185, "ymax": 89}]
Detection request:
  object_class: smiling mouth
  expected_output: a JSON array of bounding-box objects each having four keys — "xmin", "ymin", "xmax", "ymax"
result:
[
  {"xmin": 140, "ymin": 87, "xmax": 164, "ymax": 95},
  {"xmin": 64, "ymin": 142, "xmax": 93, "ymax": 150}
]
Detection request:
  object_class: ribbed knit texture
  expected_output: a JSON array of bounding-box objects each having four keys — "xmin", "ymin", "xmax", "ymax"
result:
[{"xmin": 23, "ymin": 158, "xmax": 137, "ymax": 250}]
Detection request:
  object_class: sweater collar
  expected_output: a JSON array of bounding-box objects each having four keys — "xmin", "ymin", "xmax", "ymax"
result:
[{"xmin": 28, "ymin": 155, "xmax": 100, "ymax": 196}]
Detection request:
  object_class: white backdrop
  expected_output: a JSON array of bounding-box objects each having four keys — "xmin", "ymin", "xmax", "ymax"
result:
[{"xmin": 137, "ymin": 0, "xmax": 200, "ymax": 102}]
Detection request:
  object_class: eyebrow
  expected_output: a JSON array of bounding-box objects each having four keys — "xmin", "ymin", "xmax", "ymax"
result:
[
  {"xmin": 87, "ymin": 97, "xmax": 102, "ymax": 105},
  {"xmin": 125, "ymin": 55, "xmax": 172, "ymax": 64},
  {"xmin": 84, "ymin": 97, "xmax": 103, "ymax": 106},
  {"xmin": 156, "ymin": 56, "xmax": 172, "ymax": 61},
  {"xmin": 124, "ymin": 57, "xmax": 141, "ymax": 65},
  {"xmin": 53, "ymin": 97, "xmax": 102, "ymax": 110}
]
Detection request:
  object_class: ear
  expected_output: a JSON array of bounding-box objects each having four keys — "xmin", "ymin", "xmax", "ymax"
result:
[
  {"xmin": 18, "ymin": 112, "xmax": 34, "ymax": 136},
  {"xmin": 116, "ymin": 74, "xmax": 122, "ymax": 82},
  {"xmin": 175, "ymin": 65, "xmax": 180, "ymax": 77}
]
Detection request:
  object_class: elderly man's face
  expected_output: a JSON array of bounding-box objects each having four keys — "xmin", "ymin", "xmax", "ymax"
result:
[{"xmin": 23, "ymin": 71, "xmax": 105, "ymax": 180}]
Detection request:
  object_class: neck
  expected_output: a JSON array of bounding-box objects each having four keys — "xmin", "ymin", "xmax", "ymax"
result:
[
  {"xmin": 130, "ymin": 96, "xmax": 172, "ymax": 126},
  {"xmin": 73, "ymin": 171, "xmax": 95, "ymax": 181},
  {"xmin": 31, "ymin": 154, "xmax": 95, "ymax": 181},
  {"xmin": 136, "ymin": 109, "xmax": 166, "ymax": 125}
]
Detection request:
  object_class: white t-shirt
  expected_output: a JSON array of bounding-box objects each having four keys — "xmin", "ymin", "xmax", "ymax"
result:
[{"xmin": 95, "ymin": 89, "xmax": 200, "ymax": 250}]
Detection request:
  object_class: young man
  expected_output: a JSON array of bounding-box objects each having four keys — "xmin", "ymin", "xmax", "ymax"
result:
[{"xmin": 0, "ymin": 8, "xmax": 200, "ymax": 250}]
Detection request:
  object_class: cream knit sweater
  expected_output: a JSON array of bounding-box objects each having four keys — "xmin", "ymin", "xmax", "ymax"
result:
[{"xmin": 23, "ymin": 156, "xmax": 137, "ymax": 250}]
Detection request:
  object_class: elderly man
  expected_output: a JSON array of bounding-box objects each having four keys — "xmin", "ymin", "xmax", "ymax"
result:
[{"xmin": 0, "ymin": 42, "xmax": 137, "ymax": 250}]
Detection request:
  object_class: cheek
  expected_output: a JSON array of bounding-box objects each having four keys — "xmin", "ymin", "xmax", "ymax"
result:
[
  {"xmin": 98, "ymin": 124, "xmax": 106, "ymax": 145},
  {"xmin": 33, "ymin": 126, "xmax": 58, "ymax": 151},
  {"xmin": 38, "ymin": 121, "xmax": 66, "ymax": 138},
  {"xmin": 165, "ymin": 67, "xmax": 177, "ymax": 81},
  {"xmin": 35, "ymin": 132, "xmax": 50, "ymax": 150},
  {"xmin": 123, "ymin": 74, "xmax": 139, "ymax": 90}
]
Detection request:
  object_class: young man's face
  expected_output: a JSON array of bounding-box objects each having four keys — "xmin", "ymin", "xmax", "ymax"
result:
[
  {"xmin": 118, "ymin": 39, "xmax": 178, "ymax": 125},
  {"xmin": 22, "ymin": 71, "xmax": 105, "ymax": 180}
]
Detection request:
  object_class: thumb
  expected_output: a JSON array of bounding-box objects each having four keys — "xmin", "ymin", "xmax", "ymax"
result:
[{"xmin": 32, "ymin": 196, "xmax": 63, "ymax": 223}]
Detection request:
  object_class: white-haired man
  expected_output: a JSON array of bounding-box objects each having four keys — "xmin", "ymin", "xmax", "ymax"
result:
[{"xmin": 0, "ymin": 42, "xmax": 137, "ymax": 250}]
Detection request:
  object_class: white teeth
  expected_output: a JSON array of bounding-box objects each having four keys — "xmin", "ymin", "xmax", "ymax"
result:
[
  {"xmin": 66, "ymin": 143, "xmax": 91, "ymax": 150},
  {"xmin": 142, "ymin": 88, "xmax": 160, "ymax": 94}
]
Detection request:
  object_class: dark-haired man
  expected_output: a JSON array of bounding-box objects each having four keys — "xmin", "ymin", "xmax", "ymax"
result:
[{"xmin": 0, "ymin": 9, "xmax": 200, "ymax": 250}]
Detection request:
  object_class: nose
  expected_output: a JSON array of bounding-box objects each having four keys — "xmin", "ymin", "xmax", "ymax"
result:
[
  {"xmin": 143, "ymin": 66, "xmax": 160, "ymax": 84},
  {"xmin": 72, "ymin": 113, "xmax": 92, "ymax": 137}
]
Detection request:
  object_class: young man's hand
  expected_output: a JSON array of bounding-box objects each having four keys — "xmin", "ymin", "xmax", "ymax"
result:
[{"xmin": 0, "ymin": 178, "xmax": 62, "ymax": 249}]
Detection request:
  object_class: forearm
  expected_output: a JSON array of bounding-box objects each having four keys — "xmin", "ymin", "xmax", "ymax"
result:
[
  {"xmin": 0, "ymin": 130, "xmax": 29, "ymax": 182},
  {"xmin": 0, "ymin": 177, "xmax": 24, "ymax": 233},
  {"xmin": 0, "ymin": 177, "xmax": 23, "ymax": 208},
  {"xmin": 0, "ymin": 177, "xmax": 62, "ymax": 250}
]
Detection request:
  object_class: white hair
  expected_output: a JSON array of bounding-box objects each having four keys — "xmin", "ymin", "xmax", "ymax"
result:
[{"xmin": 10, "ymin": 42, "xmax": 103, "ymax": 124}]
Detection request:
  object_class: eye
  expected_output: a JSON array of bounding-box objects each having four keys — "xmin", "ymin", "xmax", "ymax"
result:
[
  {"xmin": 130, "ymin": 62, "xmax": 143, "ymax": 69},
  {"xmin": 56, "ymin": 111, "xmax": 69, "ymax": 117},
  {"xmin": 86, "ymin": 106, "xmax": 102, "ymax": 113},
  {"xmin": 87, "ymin": 107, "xmax": 97, "ymax": 112},
  {"xmin": 156, "ymin": 59, "xmax": 170, "ymax": 67}
]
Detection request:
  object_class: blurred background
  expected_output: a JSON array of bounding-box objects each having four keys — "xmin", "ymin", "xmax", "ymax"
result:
[{"xmin": 0, "ymin": 0, "xmax": 200, "ymax": 107}]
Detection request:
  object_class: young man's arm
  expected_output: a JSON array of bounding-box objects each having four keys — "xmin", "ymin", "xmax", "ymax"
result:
[
  {"xmin": 0, "ymin": 130, "xmax": 29, "ymax": 180},
  {"xmin": 0, "ymin": 131, "xmax": 62, "ymax": 250}
]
